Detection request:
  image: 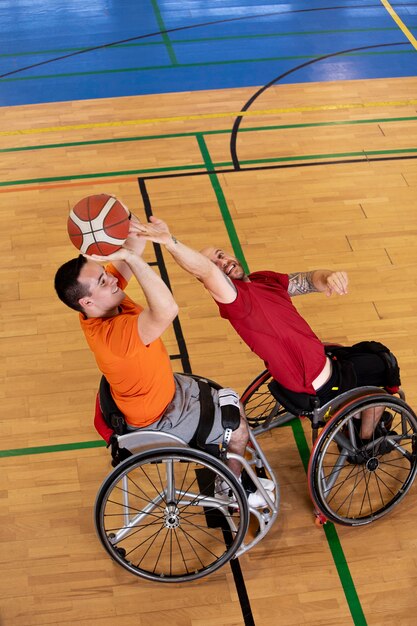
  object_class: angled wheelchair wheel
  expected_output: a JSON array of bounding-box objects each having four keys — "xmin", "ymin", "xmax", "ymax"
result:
[
  {"xmin": 95, "ymin": 447, "xmax": 249, "ymax": 582},
  {"xmin": 241, "ymin": 370, "xmax": 289, "ymax": 429},
  {"xmin": 308, "ymin": 394, "xmax": 417, "ymax": 526}
]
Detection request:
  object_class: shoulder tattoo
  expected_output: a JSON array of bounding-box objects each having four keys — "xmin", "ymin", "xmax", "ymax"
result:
[{"xmin": 287, "ymin": 271, "xmax": 318, "ymax": 296}]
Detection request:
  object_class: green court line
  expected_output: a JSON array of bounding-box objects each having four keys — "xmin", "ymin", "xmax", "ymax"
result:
[
  {"xmin": 183, "ymin": 152, "xmax": 367, "ymax": 623},
  {"xmin": 291, "ymin": 419, "xmax": 367, "ymax": 625},
  {"xmin": 150, "ymin": 0, "xmax": 177, "ymax": 65},
  {"xmin": 2, "ymin": 115, "xmax": 417, "ymax": 154},
  {"xmin": 196, "ymin": 133, "xmax": 249, "ymax": 273},
  {"xmin": 0, "ymin": 163, "xmax": 207, "ymax": 187},
  {"xmin": 0, "ymin": 132, "xmax": 373, "ymax": 624},
  {"xmin": 0, "ymin": 440, "xmax": 106, "ymax": 458},
  {"xmin": 0, "ymin": 26, "xmax": 406, "ymax": 58},
  {"xmin": 2, "ymin": 146, "xmax": 417, "ymax": 188},
  {"xmin": 0, "ymin": 420, "xmax": 372, "ymax": 626},
  {"xmin": 0, "ymin": 48, "xmax": 412, "ymax": 82}
]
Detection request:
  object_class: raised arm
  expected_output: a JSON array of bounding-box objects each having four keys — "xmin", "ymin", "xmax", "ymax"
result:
[
  {"xmin": 89, "ymin": 245, "xmax": 179, "ymax": 345},
  {"xmin": 136, "ymin": 217, "xmax": 238, "ymax": 304},
  {"xmin": 288, "ymin": 270, "xmax": 348, "ymax": 297},
  {"xmin": 111, "ymin": 213, "xmax": 146, "ymax": 282}
]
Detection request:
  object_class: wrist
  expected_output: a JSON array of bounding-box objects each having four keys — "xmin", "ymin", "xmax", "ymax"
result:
[
  {"xmin": 123, "ymin": 248, "xmax": 143, "ymax": 265},
  {"xmin": 165, "ymin": 234, "xmax": 179, "ymax": 249}
]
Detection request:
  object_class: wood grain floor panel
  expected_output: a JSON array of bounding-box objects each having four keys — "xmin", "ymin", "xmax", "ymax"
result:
[{"xmin": 2, "ymin": 77, "xmax": 417, "ymax": 624}]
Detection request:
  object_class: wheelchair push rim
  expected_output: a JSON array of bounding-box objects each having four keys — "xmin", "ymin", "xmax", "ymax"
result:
[
  {"xmin": 94, "ymin": 447, "xmax": 249, "ymax": 582},
  {"xmin": 308, "ymin": 394, "xmax": 417, "ymax": 526}
]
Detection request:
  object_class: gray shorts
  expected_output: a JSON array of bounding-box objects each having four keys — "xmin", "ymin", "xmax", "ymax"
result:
[{"xmin": 129, "ymin": 373, "xmax": 227, "ymax": 445}]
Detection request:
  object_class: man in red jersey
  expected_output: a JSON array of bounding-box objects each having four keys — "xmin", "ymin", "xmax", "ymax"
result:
[{"xmin": 137, "ymin": 216, "xmax": 394, "ymax": 441}]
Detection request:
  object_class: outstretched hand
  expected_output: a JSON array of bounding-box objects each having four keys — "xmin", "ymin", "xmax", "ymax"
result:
[
  {"xmin": 136, "ymin": 216, "xmax": 172, "ymax": 245},
  {"xmin": 324, "ymin": 271, "xmax": 348, "ymax": 297}
]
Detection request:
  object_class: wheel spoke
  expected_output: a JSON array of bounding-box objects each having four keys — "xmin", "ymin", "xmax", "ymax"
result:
[
  {"xmin": 96, "ymin": 448, "xmax": 249, "ymax": 581},
  {"xmin": 310, "ymin": 398, "xmax": 417, "ymax": 525}
]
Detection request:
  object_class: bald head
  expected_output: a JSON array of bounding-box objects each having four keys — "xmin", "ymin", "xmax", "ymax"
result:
[{"xmin": 200, "ymin": 246, "xmax": 246, "ymax": 280}]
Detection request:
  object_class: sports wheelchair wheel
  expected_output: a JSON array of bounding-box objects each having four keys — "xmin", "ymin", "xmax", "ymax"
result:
[
  {"xmin": 95, "ymin": 447, "xmax": 249, "ymax": 582},
  {"xmin": 241, "ymin": 370, "xmax": 289, "ymax": 429},
  {"xmin": 308, "ymin": 394, "xmax": 417, "ymax": 526}
]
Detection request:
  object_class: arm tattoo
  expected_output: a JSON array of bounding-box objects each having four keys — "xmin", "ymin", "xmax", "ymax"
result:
[
  {"xmin": 171, "ymin": 235, "xmax": 178, "ymax": 244},
  {"xmin": 287, "ymin": 271, "xmax": 318, "ymax": 296}
]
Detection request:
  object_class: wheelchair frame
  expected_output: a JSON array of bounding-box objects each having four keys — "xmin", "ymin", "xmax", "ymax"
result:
[
  {"xmin": 94, "ymin": 398, "xmax": 279, "ymax": 582},
  {"xmin": 241, "ymin": 371, "xmax": 417, "ymax": 526},
  {"xmin": 94, "ymin": 370, "xmax": 417, "ymax": 582}
]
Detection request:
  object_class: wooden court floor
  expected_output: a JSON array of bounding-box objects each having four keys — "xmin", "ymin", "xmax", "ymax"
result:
[{"xmin": 2, "ymin": 76, "xmax": 417, "ymax": 625}]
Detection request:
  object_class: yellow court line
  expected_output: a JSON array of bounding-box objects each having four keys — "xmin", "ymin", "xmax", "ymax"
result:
[
  {"xmin": 1, "ymin": 99, "xmax": 417, "ymax": 137},
  {"xmin": 380, "ymin": 0, "xmax": 417, "ymax": 49}
]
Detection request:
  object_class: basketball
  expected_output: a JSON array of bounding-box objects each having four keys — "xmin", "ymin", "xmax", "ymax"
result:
[{"xmin": 67, "ymin": 194, "xmax": 130, "ymax": 255}]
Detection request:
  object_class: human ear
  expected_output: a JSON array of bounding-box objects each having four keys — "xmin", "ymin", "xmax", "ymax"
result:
[{"xmin": 79, "ymin": 297, "xmax": 93, "ymax": 309}]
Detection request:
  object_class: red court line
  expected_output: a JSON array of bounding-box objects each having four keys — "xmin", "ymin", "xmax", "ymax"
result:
[{"xmin": 0, "ymin": 176, "xmax": 139, "ymax": 193}]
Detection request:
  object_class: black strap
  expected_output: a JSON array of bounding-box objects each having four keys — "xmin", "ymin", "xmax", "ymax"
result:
[
  {"xmin": 195, "ymin": 379, "xmax": 216, "ymax": 452},
  {"xmin": 218, "ymin": 389, "xmax": 241, "ymax": 430},
  {"xmin": 109, "ymin": 434, "xmax": 132, "ymax": 467}
]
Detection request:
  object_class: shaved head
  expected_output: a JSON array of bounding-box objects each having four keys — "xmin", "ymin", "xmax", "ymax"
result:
[{"xmin": 200, "ymin": 246, "xmax": 246, "ymax": 280}]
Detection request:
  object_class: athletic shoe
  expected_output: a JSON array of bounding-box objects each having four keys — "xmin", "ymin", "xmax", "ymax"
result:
[
  {"xmin": 240, "ymin": 470, "xmax": 274, "ymax": 493},
  {"xmin": 378, "ymin": 410, "xmax": 394, "ymax": 433},
  {"xmin": 214, "ymin": 475, "xmax": 275, "ymax": 508},
  {"xmin": 250, "ymin": 476, "xmax": 275, "ymax": 491},
  {"xmin": 374, "ymin": 436, "xmax": 396, "ymax": 456},
  {"xmin": 247, "ymin": 484, "xmax": 275, "ymax": 508}
]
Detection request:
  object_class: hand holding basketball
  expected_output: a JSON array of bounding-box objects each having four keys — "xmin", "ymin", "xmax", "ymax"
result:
[
  {"xmin": 67, "ymin": 194, "xmax": 131, "ymax": 256},
  {"xmin": 86, "ymin": 246, "xmax": 134, "ymax": 264},
  {"xmin": 86, "ymin": 216, "xmax": 147, "ymax": 263}
]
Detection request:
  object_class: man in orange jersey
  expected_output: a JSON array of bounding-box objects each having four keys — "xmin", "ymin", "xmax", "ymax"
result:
[{"xmin": 54, "ymin": 210, "xmax": 274, "ymax": 504}]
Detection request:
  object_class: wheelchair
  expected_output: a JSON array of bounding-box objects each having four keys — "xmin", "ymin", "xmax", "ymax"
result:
[
  {"xmin": 241, "ymin": 370, "xmax": 417, "ymax": 527},
  {"xmin": 94, "ymin": 374, "xmax": 279, "ymax": 583}
]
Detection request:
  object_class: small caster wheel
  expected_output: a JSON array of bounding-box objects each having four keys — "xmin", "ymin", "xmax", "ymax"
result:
[{"xmin": 314, "ymin": 512, "xmax": 327, "ymax": 527}]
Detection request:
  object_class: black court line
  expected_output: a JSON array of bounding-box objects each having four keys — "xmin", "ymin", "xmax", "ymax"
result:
[
  {"xmin": 1, "ymin": 4, "xmax": 415, "ymax": 79},
  {"xmin": 134, "ymin": 152, "xmax": 417, "ymax": 184},
  {"xmin": 136, "ymin": 140, "xmax": 417, "ymax": 624},
  {"xmin": 138, "ymin": 175, "xmax": 255, "ymax": 626},
  {"xmin": 229, "ymin": 41, "xmax": 409, "ymax": 169},
  {"xmin": 134, "ymin": 31, "xmax": 412, "ymax": 626},
  {"xmin": 138, "ymin": 178, "xmax": 191, "ymax": 374}
]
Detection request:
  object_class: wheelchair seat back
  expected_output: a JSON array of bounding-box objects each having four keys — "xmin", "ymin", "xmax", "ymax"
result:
[
  {"xmin": 267, "ymin": 341, "xmax": 401, "ymax": 419},
  {"xmin": 94, "ymin": 372, "xmax": 241, "ymax": 464},
  {"xmin": 267, "ymin": 378, "xmax": 319, "ymax": 417}
]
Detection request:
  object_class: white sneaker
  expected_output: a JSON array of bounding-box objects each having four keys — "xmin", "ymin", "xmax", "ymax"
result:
[
  {"xmin": 214, "ymin": 475, "xmax": 275, "ymax": 508},
  {"xmin": 257, "ymin": 477, "xmax": 275, "ymax": 491},
  {"xmin": 247, "ymin": 486, "xmax": 275, "ymax": 508}
]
